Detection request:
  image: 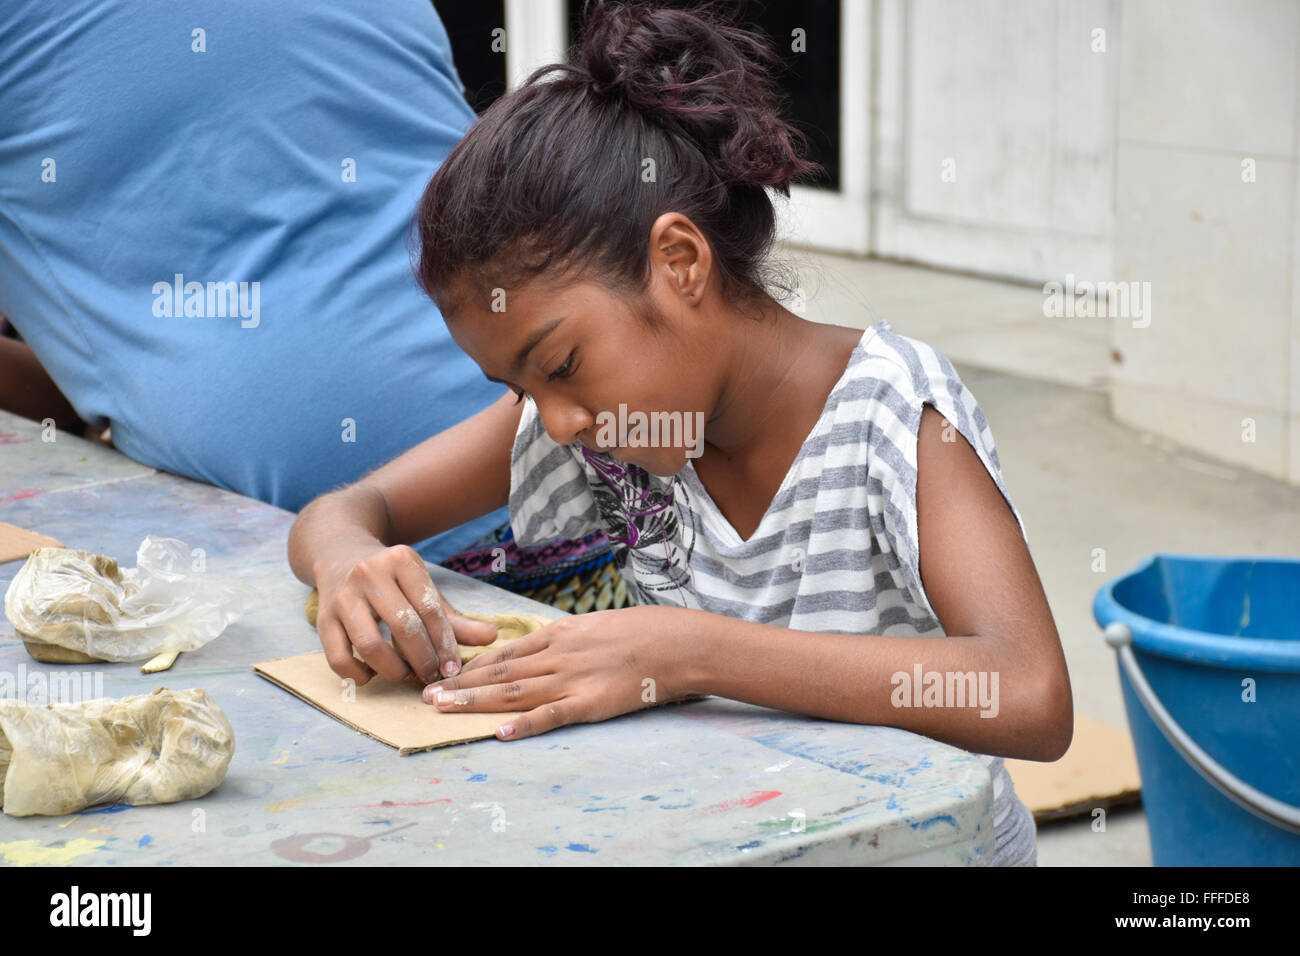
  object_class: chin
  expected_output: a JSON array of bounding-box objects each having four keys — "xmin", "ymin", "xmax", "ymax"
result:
[{"xmin": 640, "ymin": 454, "xmax": 688, "ymax": 479}]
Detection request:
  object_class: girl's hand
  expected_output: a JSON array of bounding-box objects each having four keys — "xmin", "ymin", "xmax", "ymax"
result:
[
  {"xmin": 314, "ymin": 544, "xmax": 498, "ymax": 685},
  {"xmin": 420, "ymin": 605, "xmax": 695, "ymax": 740}
]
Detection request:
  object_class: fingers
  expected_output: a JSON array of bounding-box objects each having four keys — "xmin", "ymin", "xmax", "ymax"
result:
[
  {"xmin": 343, "ymin": 603, "xmax": 413, "ymax": 681},
  {"xmin": 495, "ymin": 701, "xmax": 570, "ymax": 741},
  {"xmin": 319, "ymin": 608, "xmax": 376, "ymax": 685},
  {"xmin": 362, "ymin": 560, "xmax": 440, "ymax": 684},
  {"xmin": 456, "ymin": 620, "xmax": 555, "ymax": 675},
  {"xmin": 424, "ymin": 643, "xmax": 551, "ymax": 697},
  {"xmin": 394, "ymin": 557, "xmax": 461, "ymax": 679},
  {"xmin": 315, "ymin": 544, "xmax": 529, "ymax": 687},
  {"xmin": 447, "ymin": 610, "xmax": 499, "ymax": 647},
  {"xmin": 423, "ymin": 674, "xmax": 568, "ymax": 740}
]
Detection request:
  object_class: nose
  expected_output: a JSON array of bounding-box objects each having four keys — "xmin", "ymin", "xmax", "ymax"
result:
[{"xmin": 534, "ymin": 393, "xmax": 594, "ymax": 447}]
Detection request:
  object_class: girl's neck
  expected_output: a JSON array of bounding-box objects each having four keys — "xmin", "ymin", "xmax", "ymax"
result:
[{"xmin": 701, "ymin": 303, "xmax": 860, "ymax": 463}]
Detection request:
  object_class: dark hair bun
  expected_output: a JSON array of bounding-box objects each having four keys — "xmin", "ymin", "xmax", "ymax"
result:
[{"xmin": 578, "ymin": 0, "xmax": 821, "ymax": 193}]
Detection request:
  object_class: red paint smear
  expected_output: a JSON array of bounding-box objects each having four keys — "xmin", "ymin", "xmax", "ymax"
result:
[
  {"xmin": 1, "ymin": 489, "xmax": 42, "ymax": 503},
  {"xmin": 0, "ymin": 433, "xmax": 32, "ymax": 445},
  {"xmin": 704, "ymin": 790, "xmax": 782, "ymax": 814},
  {"xmin": 338, "ymin": 798, "xmax": 453, "ymax": 809}
]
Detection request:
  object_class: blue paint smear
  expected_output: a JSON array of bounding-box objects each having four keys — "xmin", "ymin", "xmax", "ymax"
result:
[
  {"xmin": 537, "ymin": 846, "xmax": 558, "ymax": 855},
  {"xmin": 658, "ymin": 803, "xmax": 694, "ymax": 810},
  {"xmin": 641, "ymin": 795, "xmax": 660, "ymax": 801},
  {"xmin": 83, "ymin": 803, "xmax": 131, "ymax": 815},
  {"xmin": 885, "ymin": 792, "xmax": 902, "ymax": 811},
  {"xmin": 137, "ymin": 835, "xmax": 152, "ymax": 848},
  {"xmin": 582, "ymin": 806, "xmax": 625, "ymax": 813},
  {"xmin": 468, "ymin": 773, "xmax": 487, "ymax": 782},
  {"xmin": 565, "ymin": 843, "xmax": 598, "ymax": 854},
  {"xmin": 911, "ymin": 814, "xmax": 959, "ymax": 831},
  {"xmin": 736, "ymin": 840, "xmax": 762, "ymax": 851}
]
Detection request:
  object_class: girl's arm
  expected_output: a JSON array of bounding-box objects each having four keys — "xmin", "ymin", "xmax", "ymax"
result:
[
  {"xmin": 287, "ymin": 390, "xmax": 523, "ymax": 684},
  {"xmin": 668, "ymin": 404, "xmax": 1073, "ymax": 760},
  {"xmin": 0, "ymin": 331, "xmax": 81, "ymax": 426},
  {"xmin": 432, "ymin": 405, "xmax": 1072, "ymax": 761}
]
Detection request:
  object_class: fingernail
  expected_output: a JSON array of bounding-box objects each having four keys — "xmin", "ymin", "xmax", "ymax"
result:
[
  {"xmin": 423, "ymin": 686, "xmax": 441, "ymax": 702},
  {"xmin": 499, "ymin": 724, "xmax": 515, "ymax": 738},
  {"xmin": 444, "ymin": 660, "xmax": 460, "ymax": 677},
  {"xmin": 436, "ymin": 691, "xmax": 454, "ymax": 705}
]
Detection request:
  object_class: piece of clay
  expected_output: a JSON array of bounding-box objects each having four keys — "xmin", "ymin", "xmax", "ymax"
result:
[
  {"xmin": 9, "ymin": 550, "xmax": 123, "ymax": 665},
  {"xmin": 456, "ymin": 612, "xmax": 553, "ymax": 662},
  {"xmin": 303, "ymin": 589, "xmax": 551, "ymax": 664},
  {"xmin": 5, "ymin": 539, "xmax": 246, "ymax": 672},
  {"xmin": 0, "ymin": 687, "xmax": 235, "ymax": 816},
  {"xmin": 21, "ymin": 641, "xmax": 103, "ymax": 664}
]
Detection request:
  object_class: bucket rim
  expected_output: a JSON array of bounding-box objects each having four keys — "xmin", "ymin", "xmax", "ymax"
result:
[{"xmin": 1094, "ymin": 552, "xmax": 1300, "ymax": 671}]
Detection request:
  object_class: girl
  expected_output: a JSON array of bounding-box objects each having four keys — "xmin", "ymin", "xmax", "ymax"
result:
[{"xmin": 287, "ymin": 0, "xmax": 1072, "ymax": 866}]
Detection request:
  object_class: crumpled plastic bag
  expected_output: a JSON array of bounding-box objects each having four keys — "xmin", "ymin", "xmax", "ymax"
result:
[
  {"xmin": 0, "ymin": 687, "xmax": 235, "ymax": 816},
  {"xmin": 3, "ymin": 536, "xmax": 250, "ymax": 662}
]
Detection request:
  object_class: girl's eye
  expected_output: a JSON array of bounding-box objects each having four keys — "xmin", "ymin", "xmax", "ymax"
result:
[{"xmin": 547, "ymin": 353, "xmax": 575, "ymax": 383}]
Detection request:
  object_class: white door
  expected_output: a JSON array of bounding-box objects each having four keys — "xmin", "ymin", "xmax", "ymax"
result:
[{"xmin": 870, "ymin": 0, "xmax": 1120, "ymax": 283}]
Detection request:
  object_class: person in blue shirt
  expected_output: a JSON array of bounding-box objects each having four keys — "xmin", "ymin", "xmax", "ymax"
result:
[{"xmin": 0, "ymin": 0, "xmax": 506, "ymax": 562}]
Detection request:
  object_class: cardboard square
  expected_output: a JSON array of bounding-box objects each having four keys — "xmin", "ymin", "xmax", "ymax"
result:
[
  {"xmin": 253, "ymin": 651, "xmax": 524, "ymax": 754},
  {"xmin": 0, "ymin": 522, "xmax": 63, "ymax": 565},
  {"xmin": 1004, "ymin": 712, "xmax": 1142, "ymax": 821}
]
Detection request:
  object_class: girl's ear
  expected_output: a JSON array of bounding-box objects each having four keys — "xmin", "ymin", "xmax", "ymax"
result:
[{"xmin": 649, "ymin": 214, "xmax": 710, "ymax": 303}]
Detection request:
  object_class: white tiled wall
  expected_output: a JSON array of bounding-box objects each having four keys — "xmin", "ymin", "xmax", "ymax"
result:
[{"xmin": 1113, "ymin": 0, "xmax": 1300, "ymax": 485}]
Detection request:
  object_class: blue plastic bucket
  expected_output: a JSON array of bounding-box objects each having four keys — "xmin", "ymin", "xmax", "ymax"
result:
[{"xmin": 1094, "ymin": 553, "xmax": 1300, "ymax": 865}]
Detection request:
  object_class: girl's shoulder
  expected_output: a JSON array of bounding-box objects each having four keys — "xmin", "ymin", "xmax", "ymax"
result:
[
  {"xmin": 837, "ymin": 319, "xmax": 965, "ymax": 412},
  {"xmin": 820, "ymin": 318, "xmax": 982, "ymax": 463}
]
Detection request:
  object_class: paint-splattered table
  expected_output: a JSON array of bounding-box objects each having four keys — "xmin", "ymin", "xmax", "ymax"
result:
[{"xmin": 0, "ymin": 410, "xmax": 996, "ymax": 865}]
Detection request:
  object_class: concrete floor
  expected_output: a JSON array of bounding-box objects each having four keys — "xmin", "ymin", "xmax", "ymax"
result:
[{"xmin": 783, "ymin": 247, "xmax": 1300, "ymax": 866}]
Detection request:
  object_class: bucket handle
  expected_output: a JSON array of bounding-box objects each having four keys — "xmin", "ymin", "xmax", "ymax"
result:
[{"xmin": 1104, "ymin": 622, "xmax": 1300, "ymax": 835}]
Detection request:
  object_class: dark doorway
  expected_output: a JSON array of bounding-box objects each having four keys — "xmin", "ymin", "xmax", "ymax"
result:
[
  {"xmin": 432, "ymin": 0, "xmax": 508, "ymax": 114},
  {"xmin": 430, "ymin": 0, "xmax": 840, "ymax": 192},
  {"xmin": 565, "ymin": 0, "xmax": 840, "ymax": 191}
]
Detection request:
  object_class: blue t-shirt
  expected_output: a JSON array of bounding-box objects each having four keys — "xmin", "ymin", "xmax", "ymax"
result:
[{"xmin": 0, "ymin": 0, "xmax": 508, "ymax": 561}]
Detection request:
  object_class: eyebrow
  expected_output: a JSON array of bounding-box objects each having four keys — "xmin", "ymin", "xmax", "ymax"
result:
[{"xmin": 482, "ymin": 315, "xmax": 566, "ymax": 385}]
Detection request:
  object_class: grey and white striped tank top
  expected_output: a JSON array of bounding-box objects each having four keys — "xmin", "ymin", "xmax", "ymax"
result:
[{"xmin": 509, "ymin": 318, "xmax": 1038, "ymax": 865}]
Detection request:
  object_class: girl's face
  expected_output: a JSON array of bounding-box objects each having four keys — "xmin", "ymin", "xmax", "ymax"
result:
[{"xmin": 443, "ymin": 262, "xmax": 720, "ymax": 479}]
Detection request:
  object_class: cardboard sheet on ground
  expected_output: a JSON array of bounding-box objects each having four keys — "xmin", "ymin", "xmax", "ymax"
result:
[
  {"xmin": 0, "ymin": 522, "xmax": 63, "ymax": 564},
  {"xmin": 254, "ymin": 651, "xmax": 522, "ymax": 754},
  {"xmin": 1005, "ymin": 712, "xmax": 1142, "ymax": 821}
]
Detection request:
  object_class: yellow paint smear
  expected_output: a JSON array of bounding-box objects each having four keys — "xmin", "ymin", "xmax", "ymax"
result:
[
  {"xmin": 266, "ymin": 775, "xmax": 407, "ymax": 812},
  {"xmin": 0, "ymin": 837, "xmax": 106, "ymax": 866}
]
